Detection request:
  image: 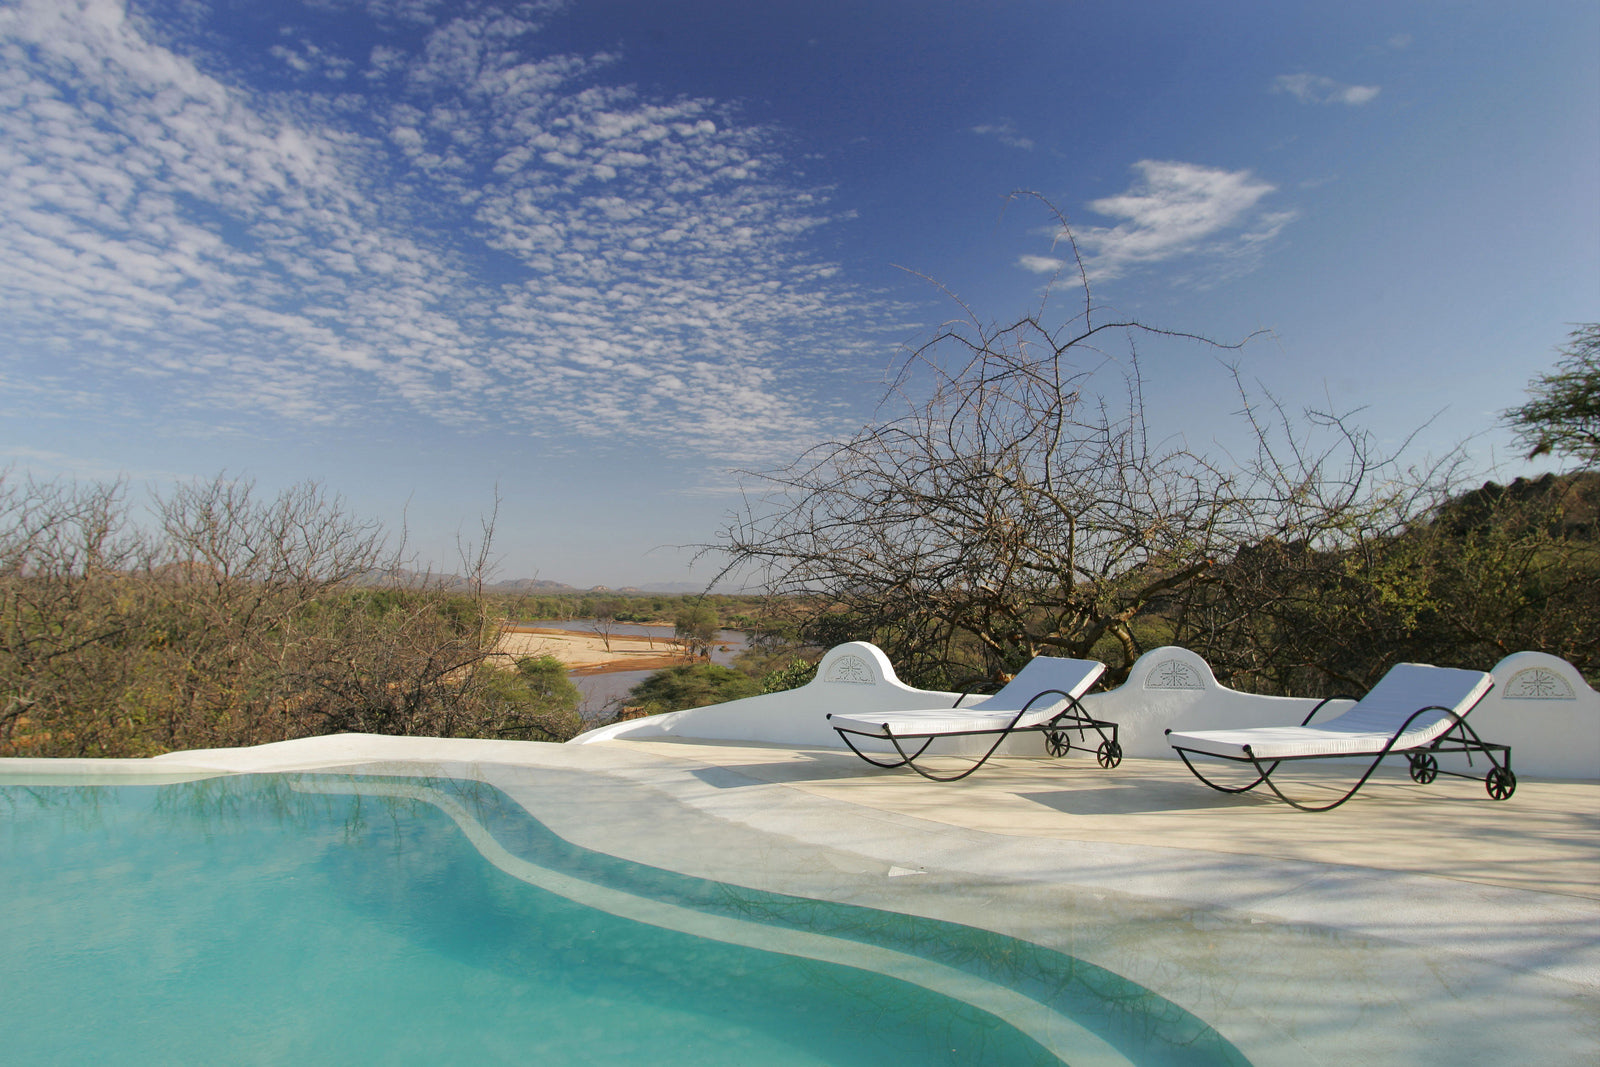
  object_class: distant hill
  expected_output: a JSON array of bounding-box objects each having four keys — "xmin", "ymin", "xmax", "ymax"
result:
[
  {"xmin": 360, "ymin": 571, "xmax": 731, "ymax": 595},
  {"xmin": 485, "ymin": 577, "xmax": 586, "ymax": 594},
  {"xmin": 1432, "ymin": 471, "xmax": 1598, "ymax": 539},
  {"xmin": 485, "ymin": 578, "xmax": 729, "ymax": 595}
]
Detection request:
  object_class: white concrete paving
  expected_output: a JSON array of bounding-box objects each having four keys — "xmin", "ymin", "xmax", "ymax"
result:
[{"xmin": 4, "ymin": 732, "xmax": 1597, "ymax": 1065}]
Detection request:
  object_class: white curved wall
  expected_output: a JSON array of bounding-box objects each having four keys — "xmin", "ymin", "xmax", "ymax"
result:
[
  {"xmin": 1472, "ymin": 652, "xmax": 1600, "ymax": 780},
  {"xmin": 570, "ymin": 642, "xmax": 961, "ymax": 748},
  {"xmin": 570, "ymin": 641, "xmax": 1599, "ymax": 780},
  {"xmin": 1073, "ymin": 646, "xmax": 1354, "ymax": 759}
]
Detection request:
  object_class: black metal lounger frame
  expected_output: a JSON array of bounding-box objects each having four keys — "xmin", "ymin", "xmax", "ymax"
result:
[
  {"xmin": 830, "ymin": 688, "xmax": 1122, "ymax": 782},
  {"xmin": 1165, "ymin": 694, "xmax": 1516, "ymax": 812}
]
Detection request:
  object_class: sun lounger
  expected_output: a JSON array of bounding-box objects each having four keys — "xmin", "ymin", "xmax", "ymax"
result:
[
  {"xmin": 827, "ymin": 656, "xmax": 1117, "ymax": 781},
  {"xmin": 1165, "ymin": 663, "xmax": 1514, "ymax": 810}
]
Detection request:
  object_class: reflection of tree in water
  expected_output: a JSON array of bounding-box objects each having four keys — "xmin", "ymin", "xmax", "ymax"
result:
[
  {"xmin": 153, "ymin": 774, "xmax": 435, "ymax": 847},
  {"xmin": 1, "ymin": 782, "xmax": 122, "ymax": 834},
  {"xmin": 1, "ymin": 773, "xmax": 444, "ymax": 873}
]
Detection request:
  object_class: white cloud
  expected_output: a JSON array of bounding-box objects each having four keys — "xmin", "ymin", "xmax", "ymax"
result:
[
  {"xmin": 0, "ymin": 0, "xmax": 908, "ymax": 467},
  {"xmin": 1017, "ymin": 254, "xmax": 1065, "ymax": 274},
  {"xmin": 270, "ymin": 40, "xmax": 355, "ymax": 80},
  {"xmin": 971, "ymin": 120, "xmax": 1033, "ymax": 150},
  {"xmin": 1272, "ymin": 73, "xmax": 1381, "ymax": 106},
  {"xmin": 1068, "ymin": 160, "xmax": 1294, "ymax": 283}
]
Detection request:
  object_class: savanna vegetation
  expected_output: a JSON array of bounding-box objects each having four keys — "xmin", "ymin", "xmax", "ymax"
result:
[
  {"xmin": 507, "ymin": 591, "xmax": 777, "ymax": 632},
  {"xmin": 0, "ymin": 475, "xmax": 583, "ymax": 757}
]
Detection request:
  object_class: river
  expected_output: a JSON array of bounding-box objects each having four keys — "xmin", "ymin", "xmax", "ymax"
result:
[{"xmin": 520, "ymin": 619, "xmax": 751, "ymax": 722}]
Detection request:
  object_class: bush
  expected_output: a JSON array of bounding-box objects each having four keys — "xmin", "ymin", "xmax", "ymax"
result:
[
  {"xmin": 623, "ymin": 663, "xmax": 762, "ymax": 716},
  {"xmin": 759, "ymin": 657, "xmax": 817, "ymax": 693},
  {"xmin": 473, "ymin": 656, "xmax": 583, "ymax": 742}
]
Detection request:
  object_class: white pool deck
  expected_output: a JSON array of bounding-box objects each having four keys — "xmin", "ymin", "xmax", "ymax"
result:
[{"xmin": 4, "ymin": 729, "xmax": 1596, "ymax": 1066}]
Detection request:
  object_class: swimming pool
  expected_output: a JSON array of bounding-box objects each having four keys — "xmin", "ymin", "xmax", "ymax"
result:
[{"xmin": 0, "ymin": 772, "xmax": 1246, "ymax": 1065}]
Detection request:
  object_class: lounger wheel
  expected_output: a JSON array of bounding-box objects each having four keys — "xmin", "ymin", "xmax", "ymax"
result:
[
  {"xmin": 1408, "ymin": 753, "xmax": 1439, "ymax": 784},
  {"xmin": 1096, "ymin": 739, "xmax": 1122, "ymax": 769},
  {"xmin": 1485, "ymin": 767, "xmax": 1516, "ymax": 801},
  {"xmin": 1044, "ymin": 730, "xmax": 1071, "ymax": 757}
]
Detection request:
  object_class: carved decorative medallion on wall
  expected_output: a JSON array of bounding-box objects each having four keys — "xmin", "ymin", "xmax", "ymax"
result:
[
  {"xmin": 1504, "ymin": 667, "xmax": 1575, "ymax": 700},
  {"xmin": 825, "ymin": 655, "xmax": 876, "ymax": 685},
  {"xmin": 1144, "ymin": 658, "xmax": 1204, "ymax": 690}
]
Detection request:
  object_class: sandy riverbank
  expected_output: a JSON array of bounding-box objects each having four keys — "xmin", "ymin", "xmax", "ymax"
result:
[{"xmin": 492, "ymin": 626, "xmax": 693, "ymax": 676}]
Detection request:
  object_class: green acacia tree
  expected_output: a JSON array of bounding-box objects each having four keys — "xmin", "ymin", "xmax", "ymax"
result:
[
  {"xmin": 623, "ymin": 663, "xmax": 760, "ymax": 716},
  {"xmin": 673, "ymin": 603, "xmax": 719, "ymax": 659},
  {"xmin": 1505, "ymin": 324, "xmax": 1599, "ymax": 467},
  {"xmin": 475, "ymin": 654, "xmax": 584, "ymax": 741}
]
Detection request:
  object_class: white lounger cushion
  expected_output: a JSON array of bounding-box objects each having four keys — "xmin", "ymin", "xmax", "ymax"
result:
[
  {"xmin": 829, "ymin": 706, "xmax": 1058, "ymax": 737},
  {"xmin": 1167, "ymin": 663, "xmax": 1494, "ymax": 760},
  {"xmin": 830, "ymin": 656, "xmax": 1105, "ymax": 738}
]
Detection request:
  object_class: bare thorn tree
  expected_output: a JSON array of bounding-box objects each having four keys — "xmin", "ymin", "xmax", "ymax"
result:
[
  {"xmin": 713, "ymin": 200, "xmax": 1264, "ymax": 687},
  {"xmin": 712, "ymin": 197, "xmax": 1476, "ymax": 693}
]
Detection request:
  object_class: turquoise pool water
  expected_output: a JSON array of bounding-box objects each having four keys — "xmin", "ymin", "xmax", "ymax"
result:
[{"xmin": 0, "ymin": 774, "xmax": 1247, "ymax": 1065}]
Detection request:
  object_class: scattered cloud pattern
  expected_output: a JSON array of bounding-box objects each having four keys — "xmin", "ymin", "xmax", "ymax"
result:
[
  {"xmin": 1272, "ymin": 72, "xmax": 1381, "ymax": 106},
  {"xmin": 970, "ymin": 120, "xmax": 1034, "ymax": 150},
  {"xmin": 0, "ymin": 0, "xmax": 904, "ymax": 464},
  {"xmin": 1044, "ymin": 160, "xmax": 1295, "ymax": 283}
]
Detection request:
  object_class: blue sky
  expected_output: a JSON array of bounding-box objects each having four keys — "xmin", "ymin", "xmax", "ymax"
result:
[{"xmin": 2, "ymin": 0, "xmax": 1596, "ymax": 588}]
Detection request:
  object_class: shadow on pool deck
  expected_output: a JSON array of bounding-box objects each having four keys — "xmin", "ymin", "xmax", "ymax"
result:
[{"xmin": 612, "ymin": 737, "xmax": 1600, "ymax": 901}]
